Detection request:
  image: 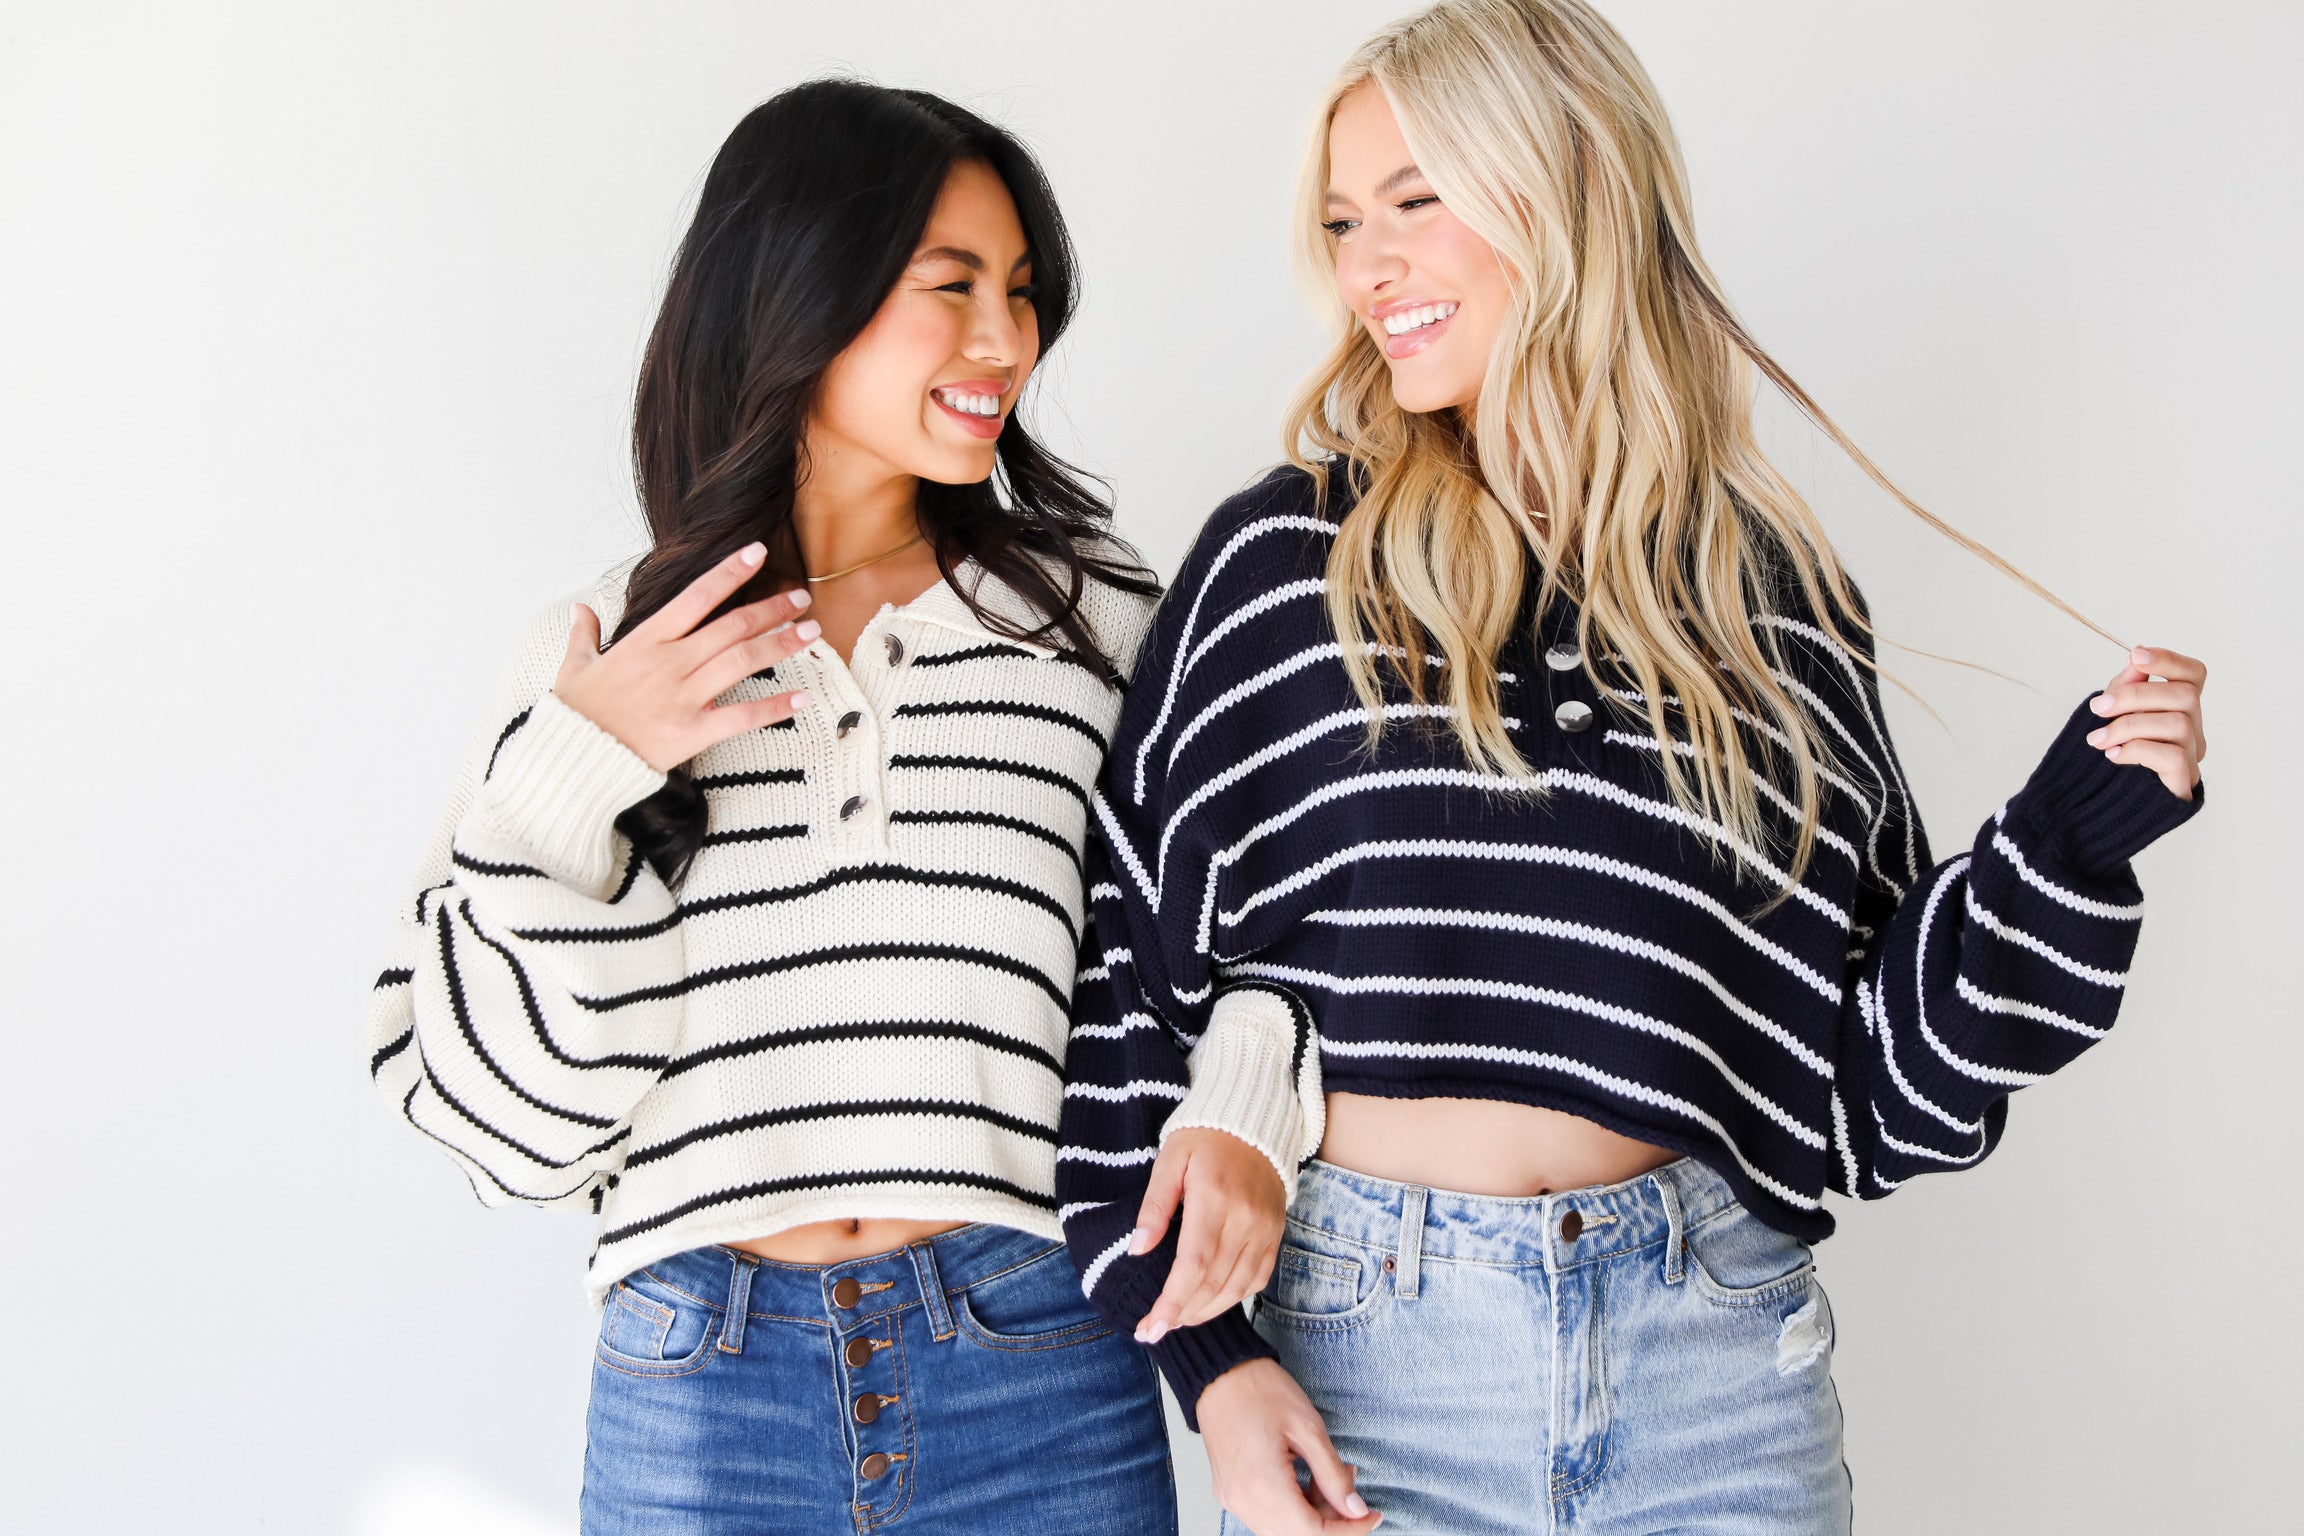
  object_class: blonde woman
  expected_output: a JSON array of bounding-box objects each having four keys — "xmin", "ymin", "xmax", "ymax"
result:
[{"xmin": 1056, "ymin": 2, "xmax": 2206, "ymax": 1531}]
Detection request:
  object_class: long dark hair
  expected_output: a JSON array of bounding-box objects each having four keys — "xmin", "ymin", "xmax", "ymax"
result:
[{"xmin": 612, "ymin": 79, "xmax": 1156, "ymax": 885}]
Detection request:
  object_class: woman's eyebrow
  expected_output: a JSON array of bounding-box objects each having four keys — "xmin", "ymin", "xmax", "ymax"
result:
[
  {"xmin": 911, "ymin": 246, "xmax": 1032, "ymax": 272},
  {"xmin": 1324, "ymin": 165, "xmax": 1424, "ymax": 207}
]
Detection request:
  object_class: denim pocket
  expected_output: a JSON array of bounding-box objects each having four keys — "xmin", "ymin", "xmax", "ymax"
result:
[
  {"xmin": 1683, "ymin": 1202, "xmax": 1813, "ymax": 1307},
  {"xmin": 594, "ymin": 1272, "xmax": 719, "ymax": 1375},
  {"xmin": 956, "ymin": 1243, "xmax": 1114, "ymax": 1351},
  {"xmin": 1254, "ymin": 1223, "xmax": 1386, "ymax": 1331}
]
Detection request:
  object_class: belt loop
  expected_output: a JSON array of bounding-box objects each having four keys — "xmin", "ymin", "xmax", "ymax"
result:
[
  {"xmin": 1654, "ymin": 1169, "xmax": 1686, "ymax": 1287},
  {"xmin": 910, "ymin": 1239, "xmax": 956, "ymax": 1341},
  {"xmin": 718, "ymin": 1250, "xmax": 758, "ymax": 1354},
  {"xmin": 1395, "ymin": 1186, "xmax": 1428, "ymax": 1302}
]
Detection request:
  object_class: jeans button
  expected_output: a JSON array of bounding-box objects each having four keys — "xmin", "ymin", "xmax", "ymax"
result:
[
  {"xmin": 832, "ymin": 1277, "xmax": 862, "ymax": 1308},
  {"xmin": 1560, "ymin": 1207, "xmax": 1584, "ymax": 1242},
  {"xmin": 861, "ymin": 1452, "xmax": 893, "ymax": 1480},
  {"xmin": 853, "ymin": 1391, "xmax": 883, "ymax": 1424},
  {"xmin": 845, "ymin": 1338, "xmax": 874, "ymax": 1368}
]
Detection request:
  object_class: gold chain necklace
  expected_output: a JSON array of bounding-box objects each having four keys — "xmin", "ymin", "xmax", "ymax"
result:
[{"xmin": 804, "ymin": 532, "xmax": 926, "ymax": 585}]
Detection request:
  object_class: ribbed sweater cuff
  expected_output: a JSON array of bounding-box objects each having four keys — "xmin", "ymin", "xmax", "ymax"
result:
[
  {"xmin": 1096, "ymin": 1251, "xmax": 1276, "ymax": 1430},
  {"xmin": 2008, "ymin": 697, "xmax": 2204, "ymax": 876},
  {"xmin": 467, "ymin": 692, "xmax": 667, "ymax": 895},
  {"xmin": 1163, "ymin": 989, "xmax": 1319, "ymax": 1201}
]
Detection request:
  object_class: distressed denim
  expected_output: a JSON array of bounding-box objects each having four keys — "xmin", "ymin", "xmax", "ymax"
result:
[
  {"xmin": 582, "ymin": 1224, "xmax": 1175, "ymax": 1535},
  {"xmin": 1222, "ymin": 1158, "xmax": 1851, "ymax": 1535}
]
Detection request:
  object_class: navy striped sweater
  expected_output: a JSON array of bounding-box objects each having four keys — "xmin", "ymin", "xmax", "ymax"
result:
[{"xmin": 1057, "ymin": 466, "xmax": 2200, "ymax": 1419}]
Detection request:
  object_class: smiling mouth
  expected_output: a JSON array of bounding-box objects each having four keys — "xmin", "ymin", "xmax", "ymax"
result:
[
  {"xmin": 1380, "ymin": 301, "xmax": 1458, "ymax": 336},
  {"xmin": 931, "ymin": 386, "xmax": 1002, "ymax": 417}
]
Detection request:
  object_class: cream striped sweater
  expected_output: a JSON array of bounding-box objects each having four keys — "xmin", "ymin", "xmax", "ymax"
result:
[{"xmin": 368, "ymin": 559, "xmax": 1154, "ymax": 1303}]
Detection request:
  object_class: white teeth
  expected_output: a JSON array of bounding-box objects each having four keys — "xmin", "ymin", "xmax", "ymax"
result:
[
  {"xmin": 1380, "ymin": 301, "xmax": 1459, "ymax": 336},
  {"xmin": 934, "ymin": 388, "xmax": 1000, "ymax": 416}
]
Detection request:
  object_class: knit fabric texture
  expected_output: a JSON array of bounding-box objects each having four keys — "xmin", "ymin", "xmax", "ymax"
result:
[
  {"xmin": 369, "ymin": 558, "xmax": 1153, "ymax": 1305},
  {"xmin": 1057, "ymin": 466, "xmax": 2201, "ymax": 1422}
]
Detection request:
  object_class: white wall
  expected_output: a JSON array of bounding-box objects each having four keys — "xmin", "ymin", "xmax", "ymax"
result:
[{"xmin": 3, "ymin": 2, "xmax": 2294, "ymax": 1530}]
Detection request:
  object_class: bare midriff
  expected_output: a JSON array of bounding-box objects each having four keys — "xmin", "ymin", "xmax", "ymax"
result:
[
  {"xmin": 1319, "ymin": 1092, "xmax": 1679, "ymax": 1198},
  {"xmin": 729, "ymin": 1217, "xmax": 968, "ymax": 1265}
]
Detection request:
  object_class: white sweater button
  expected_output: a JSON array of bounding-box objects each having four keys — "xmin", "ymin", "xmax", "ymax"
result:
[
  {"xmin": 837, "ymin": 710, "xmax": 863, "ymax": 738},
  {"xmin": 840, "ymin": 794, "xmax": 867, "ymax": 820},
  {"xmin": 883, "ymin": 633, "xmax": 905, "ymax": 666}
]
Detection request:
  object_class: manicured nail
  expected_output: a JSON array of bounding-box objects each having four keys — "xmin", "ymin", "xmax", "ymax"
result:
[
  {"xmin": 787, "ymin": 690, "xmax": 813, "ymax": 710},
  {"xmin": 1135, "ymin": 1320, "xmax": 1168, "ymax": 1345},
  {"xmin": 2131, "ymin": 646, "xmax": 2152, "ymax": 665},
  {"xmin": 788, "ymin": 586, "xmax": 811, "ymax": 608},
  {"xmin": 1127, "ymin": 1225, "xmax": 1155, "ymax": 1256},
  {"xmin": 2089, "ymin": 692, "xmax": 2114, "ymax": 715},
  {"xmin": 796, "ymin": 619, "xmax": 821, "ymax": 642},
  {"xmin": 2105, "ymin": 743, "xmax": 2122, "ymax": 760},
  {"xmin": 738, "ymin": 541, "xmax": 765, "ymax": 566},
  {"xmin": 2086, "ymin": 728, "xmax": 2107, "ymax": 746},
  {"xmin": 1345, "ymin": 1493, "xmax": 1369, "ymax": 1518}
]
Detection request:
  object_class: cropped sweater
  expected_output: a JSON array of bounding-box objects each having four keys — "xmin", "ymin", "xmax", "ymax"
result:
[
  {"xmin": 1056, "ymin": 466, "xmax": 2201, "ymax": 1421},
  {"xmin": 368, "ymin": 558, "xmax": 1153, "ymax": 1304}
]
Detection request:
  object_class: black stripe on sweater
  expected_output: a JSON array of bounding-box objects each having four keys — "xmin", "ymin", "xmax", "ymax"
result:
[
  {"xmin": 458, "ymin": 902, "xmax": 670, "ymax": 1071},
  {"xmin": 888, "ymin": 808, "xmax": 1082, "ymax": 869},
  {"xmin": 436, "ymin": 908, "xmax": 624, "ymax": 1128},
  {"xmin": 661, "ymin": 1017, "xmax": 1064, "ymax": 1083},
  {"xmin": 573, "ymin": 941, "xmax": 1070, "ymax": 1013},
  {"xmin": 893, "ymin": 699, "xmax": 1110, "ymax": 751},
  {"xmin": 700, "ymin": 822, "xmax": 809, "ymax": 848},
  {"xmin": 370, "ymin": 1028, "xmax": 413, "ymax": 1077},
  {"xmin": 910, "ymin": 641, "xmax": 1041, "ymax": 668},
  {"xmin": 598, "ymin": 1168, "xmax": 1057, "ymax": 1246},
  {"xmin": 483, "ymin": 707, "xmax": 532, "ymax": 781},
  {"xmin": 515, "ymin": 865, "xmax": 1077, "ymax": 945},
  {"xmin": 625, "ymin": 1099, "xmax": 1059, "ymax": 1171},
  {"xmin": 694, "ymin": 767, "xmax": 807, "ymax": 790},
  {"xmin": 887, "ymin": 754, "xmax": 1089, "ymax": 809}
]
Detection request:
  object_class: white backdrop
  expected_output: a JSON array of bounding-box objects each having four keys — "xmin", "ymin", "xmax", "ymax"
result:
[{"xmin": 3, "ymin": 2, "xmax": 2296, "ymax": 1531}]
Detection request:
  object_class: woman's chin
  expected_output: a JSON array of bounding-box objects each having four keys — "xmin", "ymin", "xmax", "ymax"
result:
[{"xmin": 1386, "ymin": 364, "xmax": 1480, "ymax": 416}]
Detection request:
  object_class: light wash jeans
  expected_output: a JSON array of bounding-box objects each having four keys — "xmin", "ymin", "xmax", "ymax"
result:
[
  {"xmin": 1223, "ymin": 1158, "xmax": 1851, "ymax": 1534},
  {"xmin": 581, "ymin": 1225, "xmax": 1175, "ymax": 1535}
]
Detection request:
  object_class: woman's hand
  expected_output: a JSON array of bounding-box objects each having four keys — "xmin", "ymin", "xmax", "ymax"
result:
[
  {"xmin": 1128, "ymin": 1127, "xmax": 1287, "ymax": 1342},
  {"xmin": 2087, "ymin": 645, "xmax": 2206, "ymax": 800},
  {"xmin": 1198, "ymin": 1360, "xmax": 1381, "ymax": 1535},
  {"xmin": 554, "ymin": 542, "xmax": 818, "ymax": 772}
]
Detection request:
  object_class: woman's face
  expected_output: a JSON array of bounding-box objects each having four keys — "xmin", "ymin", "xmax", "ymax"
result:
[
  {"xmin": 1323, "ymin": 83, "xmax": 1511, "ymax": 415},
  {"xmin": 809, "ymin": 158, "xmax": 1040, "ymax": 486}
]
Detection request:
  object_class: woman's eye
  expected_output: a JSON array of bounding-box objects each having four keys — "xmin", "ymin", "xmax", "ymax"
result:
[
  {"xmin": 934, "ymin": 279, "xmax": 973, "ymax": 295},
  {"xmin": 1320, "ymin": 218, "xmax": 1358, "ymax": 238},
  {"xmin": 1398, "ymin": 195, "xmax": 1438, "ymax": 213},
  {"xmin": 1009, "ymin": 283, "xmax": 1040, "ymax": 302}
]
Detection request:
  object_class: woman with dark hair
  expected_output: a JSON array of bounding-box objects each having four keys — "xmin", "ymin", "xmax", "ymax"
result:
[{"xmin": 367, "ymin": 80, "xmax": 1174, "ymax": 1533}]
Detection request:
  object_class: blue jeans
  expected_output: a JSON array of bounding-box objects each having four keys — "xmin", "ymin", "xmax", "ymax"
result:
[
  {"xmin": 1223, "ymin": 1159, "xmax": 1851, "ymax": 1535},
  {"xmin": 582, "ymin": 1225, "xmax": 1175, "ymax": 1535}
]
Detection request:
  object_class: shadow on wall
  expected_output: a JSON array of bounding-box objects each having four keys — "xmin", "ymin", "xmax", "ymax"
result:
[{"xmin": 353, "ymin": 1461, "xmax": 569, "ymax": 1536}]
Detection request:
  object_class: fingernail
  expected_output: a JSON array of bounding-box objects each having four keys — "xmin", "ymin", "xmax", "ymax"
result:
[
  {"xmin": 1346, "ymin": 1494, "xmax": 1370, "ymax": 1518},
  {"xmin": 789, "ymin": 587, "xmax": 811, "ymax": 608},
  {"xmin": 796, "ymin": 619, "xmax": 821, "ymax": 641},
  {"xmin": 2105, "ymin": 743, "xmax": 2122, "ymax": 760},
  {"xmin": 2131, "ymin": 646, "xmax": 2152, "ymax": 664},
  {"xmin": 739, "ymin": 541, "xmax": 765, "ymax": 566},
  {"xmin": 788, "ymin": 690, "xmax": 813, "ymax": 709},
  {"xmin": 1135, "ymin": 1320, "xmax": 1168, "ymax": 1345},
  {"xmin": 2086, "ymin": 728, "xmax": 2106, "ymax": 746},
  {"xmin": 1127, "ymin": 1225, "xmax": 1154, "ymax": 1256},
  {"xmin": 2090, "ymin": 692, "xmax": 2114, "ymax": 714}
]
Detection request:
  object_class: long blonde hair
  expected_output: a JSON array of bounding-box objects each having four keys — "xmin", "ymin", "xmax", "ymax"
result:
[{"xmin": 1288, "ymin": 0, "xmax": 2108, "ymax": 887}]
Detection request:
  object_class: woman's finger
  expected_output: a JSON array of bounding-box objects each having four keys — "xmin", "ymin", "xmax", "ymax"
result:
[
  {"xmin": 1139, "ymin": 1186, "xmax": 1222, "ymax": 1343},
  {"xmin": 695, "ymin": 689, "xmax": 813, "ymax": 752},
  {"xmin": 2102, "ymin": 736, "xmax": 2197, "ymax": 800},
  {"xmin": 635, "ymin": 542, "xmax": 769, "ymax": 643},
  {"xmin": 2090, "ymin": 679, "xmax": 2199, "ymax": 721},
  {"xmin": 562, "ymin": 603, "xmax": 603, "ymax": 673},
  {"xmin": 689, "ymin": 615, "xmax": 823, "ymax": 703},
  {"xmin": 1130, "ymin": 1142, "xmax": 1190, "ymax": 1260},
  {"xmin": 1177, "ymin": 1222, "xmax": 1258, "ymax": 1327},
  {"xmin": 2129, "ymin": 645, "xmax": 2206, "ymax": 687},
  {"xmin": 682, "ymin": 586, "xmax": 814, "ymax": 671},
  {"xmin": 1288, "ymin": 1414, "xmax": 1374, "ymax": 1527},
  {"xmin": 2086, "ymin": 710, "xmax": 2202, "ymax": 755}
]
